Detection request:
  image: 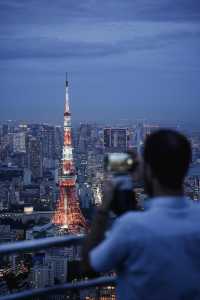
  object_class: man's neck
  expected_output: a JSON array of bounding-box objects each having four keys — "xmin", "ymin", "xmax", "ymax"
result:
[{"xmin": 153, "ymin": 187, "xmax": 184, "ymax": 198}]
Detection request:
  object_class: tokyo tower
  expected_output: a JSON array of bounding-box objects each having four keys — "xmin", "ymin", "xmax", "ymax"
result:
[{"xmin": 52, "ymin": 74, "xmax": 87, "ymax": 234}]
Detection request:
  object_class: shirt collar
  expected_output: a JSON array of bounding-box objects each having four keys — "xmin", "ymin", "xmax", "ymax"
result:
[{"xmin": 145, "ymin": 196, "xmax": 191, "ymax": 210}]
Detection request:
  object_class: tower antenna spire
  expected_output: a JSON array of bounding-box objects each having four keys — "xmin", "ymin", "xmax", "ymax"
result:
[{"xmin": 65, "ymin": 72, "xmax": 69, "ymax": 113}]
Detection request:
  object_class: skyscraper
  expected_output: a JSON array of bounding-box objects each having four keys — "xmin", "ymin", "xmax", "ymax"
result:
[
  {"xmin": 52, "ymin": 74, "xmax": 87, "ymax": 234},
  {"xmin": 104, "ymin": 128, "xmax": 128, "ymax": 152},
  {"xmin": 28, "ymin": 137, "xmax": 43, "ymax": 180},
  {"xmin": 40, "ymin": 125, "xmax": 55, "ymax": 160},
  {"xmin": 13, "ymin": 132, "xmax": 27, "ymax": 153}
]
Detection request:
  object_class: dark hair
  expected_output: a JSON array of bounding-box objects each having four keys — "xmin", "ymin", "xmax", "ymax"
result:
[{"xmin": 143, "ymin": 129, "xmax": 192, "ymax": 189}]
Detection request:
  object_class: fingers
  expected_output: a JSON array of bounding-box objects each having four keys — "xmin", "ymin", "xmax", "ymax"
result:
[{"xmin": 101, "ymin": 180, "xmax": 115, "ymax": 211}]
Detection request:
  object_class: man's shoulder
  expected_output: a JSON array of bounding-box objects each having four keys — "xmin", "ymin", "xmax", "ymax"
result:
[
  {"xmin": 113, "ymin": 210, "xmax": 149, "ymax": 232},
  {"xmin": 113, "ymin": 200, "xmax": 172, "ymax": 230},
  {"xmin": 109, "ymin": 210, "xmax": 155, "ymax": 245},
  {"xmin": 118, "ymin": 210, "xmax": 145, "ymax": 222},
  {"xmin": 112, "ymin": 197, "xmax": 200, "ymax": 232},
  {"xmin": 188, "ymin": 200, "xmax": 200, "ymax": 216}
]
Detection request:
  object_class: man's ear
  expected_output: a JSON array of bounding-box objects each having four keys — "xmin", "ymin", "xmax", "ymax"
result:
[
  {"xmin": 146, "ymin": 164, "xmax": 160, "ymax": 192},
  {"xmin": 145, "ymin": 163, "xmax": 153, "ymax": 180},
  {"xmin": 145, "ymin": 163, "xmax": 158, "ymax": 187}
]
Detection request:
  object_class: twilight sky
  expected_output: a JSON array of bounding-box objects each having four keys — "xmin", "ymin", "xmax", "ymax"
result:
[{"xmin": 0, "ymin": 0, "xmax": 200, "ymax": 126}]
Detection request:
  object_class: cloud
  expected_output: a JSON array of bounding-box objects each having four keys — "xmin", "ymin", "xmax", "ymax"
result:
[
  {"xmin": 1, "ymin": 0, "xmax": 200, "ymax": 25},
  {"xmin": 0, "ymin": 0, "xmax": 199, "ymax": 61},
  {"xmin": 0, "ymin": 20, "xmax": 199, "ymax": 60}
]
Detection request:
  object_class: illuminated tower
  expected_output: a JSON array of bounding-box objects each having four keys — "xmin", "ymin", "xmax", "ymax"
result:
[{"xmin": 52, "ymin": 74, "xmax": 87, "ymax": 234}]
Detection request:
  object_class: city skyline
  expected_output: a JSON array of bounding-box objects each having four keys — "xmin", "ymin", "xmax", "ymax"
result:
[{"xmin": 0, "ymin": 0, "xmax": 200, "ymax": 127}]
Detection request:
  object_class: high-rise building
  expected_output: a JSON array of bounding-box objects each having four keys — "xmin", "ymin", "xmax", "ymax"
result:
[
  {"xmin": 54, "ymin": 126, "xmax": 63, "ymax": 160},
  {"xmin": 28, "ymin": 137, "xmax": 43, "ymax": 180},
  {"xmin": 13, "ymin": 132, "xmax": 27, "ymax": 153},
  {"xmin": 52, "ymin": 74, "xmax": 87, "ymax": 234},
  {"xmin": 77, "ymin": 123, "xmax": 92, "ymax": 153},
  {"xmin": 134, "ymin": 122, "xmax": 144, "ymax": 154},
  {"xmin": 45, "ymin": 252, "xmax": 68, "ymax": 284},
  {"xmin": 104, "ymin": 128, "xmax": 128, "ymax": 152},
  {"xmin": 2, "ymin": 124, "xmax": 9, "ymax": 137},
  {"xmin": 31, "ymin": 264, "xmax": 54, "ymax": 288},
  {"xmin": 41, "ymin": 125, "xmax": 55, "ymax": 160}
]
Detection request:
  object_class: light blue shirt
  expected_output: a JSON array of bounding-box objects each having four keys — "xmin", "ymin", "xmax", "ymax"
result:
[{"xmin": 90, "ymin": 197, "xmax": 200, "ymax": 300}]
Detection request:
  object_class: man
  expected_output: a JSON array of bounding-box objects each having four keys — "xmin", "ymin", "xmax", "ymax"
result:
[{"xmin": 83, "ymin": 129, "xmax": 200, "ymax": 300}]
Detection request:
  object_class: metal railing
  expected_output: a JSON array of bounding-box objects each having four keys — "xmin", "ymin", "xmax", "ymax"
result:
[
  {"xmin": 0, "ymin": 235, "xmax": 84, "ymax": 255},
  {"xmin": 0, "ymin": 235, "xmax": 116, "ymax": 300},
  {"xmin": 0, "ymin": 277, "xmax": 116, "ymax": 300}
]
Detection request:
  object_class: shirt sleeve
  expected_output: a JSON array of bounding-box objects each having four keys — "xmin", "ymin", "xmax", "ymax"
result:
[{"xmin": 89, "ymin": 215, "xmax": 130, "ymax": 273}]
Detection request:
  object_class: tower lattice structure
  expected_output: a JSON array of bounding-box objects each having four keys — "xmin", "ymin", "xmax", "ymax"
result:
[{"xmin": 52, "ymin": 75, "xmax": 87, "ymax": 234}]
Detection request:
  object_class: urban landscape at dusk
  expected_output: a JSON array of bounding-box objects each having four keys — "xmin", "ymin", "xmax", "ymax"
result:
[
  {"xmin": 0, "ymin": 1, "xmax": 200, "ymax": 299},
  {"xmin": 0, "ymin": 76, "xmax": 200, "ymax": 299}
]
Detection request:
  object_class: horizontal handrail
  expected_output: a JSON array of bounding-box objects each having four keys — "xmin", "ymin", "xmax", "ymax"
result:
[
  {"xmin": 0, "ymin": 235, "xmax": 116, "ymax": 300},
  {"xmin": 0, "ymin": 276, "xmax": 116, "ymax": 300},
  {"xmin": 0, "ymin": 235, "xmax": 84, "ymax": 255}
]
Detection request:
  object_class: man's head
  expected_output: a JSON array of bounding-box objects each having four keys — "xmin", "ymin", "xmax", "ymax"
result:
[{"xmin": 143, "ymin": 129, "xmax": 192, "ymax": 197}]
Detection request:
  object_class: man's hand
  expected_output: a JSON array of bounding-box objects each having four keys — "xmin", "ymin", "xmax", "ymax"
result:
[
  {"xmin": 101, "ymin": 179, "xmax": 115, "ymax": 211},
  {"xmin": 82, "ymin": 179, "xmax": 113, "ymax": 276}
]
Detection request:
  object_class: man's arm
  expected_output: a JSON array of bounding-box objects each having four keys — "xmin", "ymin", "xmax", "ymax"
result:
[
  {"xmin": 82, "ymin": 183, "xmax": 113, "ymax": 275},
  {"xmin": 82, "ymin": 208, "xmax": 110, "ymax": 274}
]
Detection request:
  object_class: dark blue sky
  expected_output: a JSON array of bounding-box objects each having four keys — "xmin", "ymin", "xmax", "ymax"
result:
[{"xmin": 0, "ymin": 0, "xmax": 200, "ymax": 126}]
